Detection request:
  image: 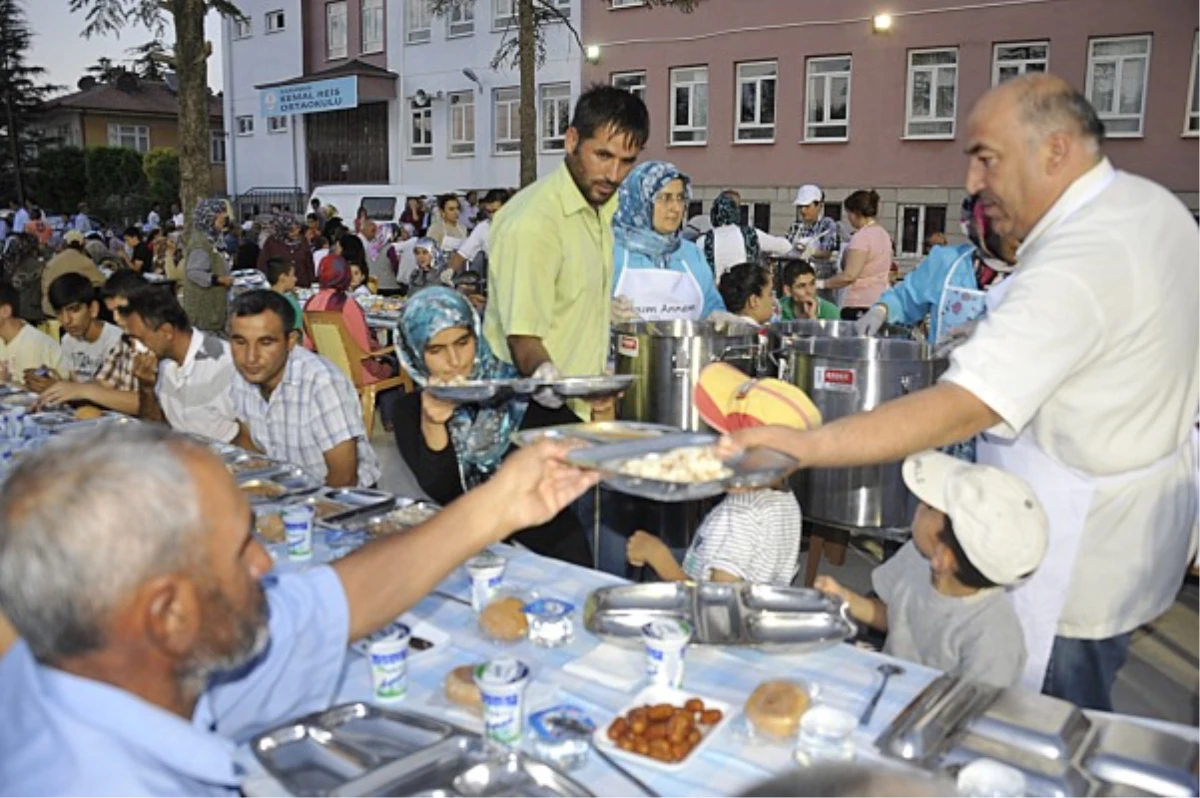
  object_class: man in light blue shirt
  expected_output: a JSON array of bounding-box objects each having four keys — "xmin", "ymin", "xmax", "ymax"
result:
[{"xmin": 0, "ymin": 424, "xmax": 597, "ymax": 795}]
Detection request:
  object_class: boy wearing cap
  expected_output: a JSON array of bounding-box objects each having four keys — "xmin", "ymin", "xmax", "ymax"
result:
[{"xmin": 816, "ymin": 451, "xmax": 1048, "ymax": 688}]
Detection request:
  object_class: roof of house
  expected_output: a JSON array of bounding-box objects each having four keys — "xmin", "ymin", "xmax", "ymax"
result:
[
  {"xmin": 46, "ymin": 76, "xmax": 223, "ymax": 121},
  {"xmin": 256, "ymin": 59, "xmax": 398, "ymax": 90}
]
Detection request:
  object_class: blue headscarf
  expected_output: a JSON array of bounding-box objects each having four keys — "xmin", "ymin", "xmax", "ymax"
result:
[
  {"xmin": 396, "ymin": 287, "xmax": 528, "ymax": 489},
  {"xmin": 613, "ymin": 161, "xmax": 691, "ymax": 266}
]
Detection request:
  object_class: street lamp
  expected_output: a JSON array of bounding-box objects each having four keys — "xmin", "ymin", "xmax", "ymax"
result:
[
  {"xmin": 585, "ymin": 44, "xmax": 601, "ymax": 64},
  {"xmin": 872, "ymin": 13, "xmax": 893, "ymax": 33}
]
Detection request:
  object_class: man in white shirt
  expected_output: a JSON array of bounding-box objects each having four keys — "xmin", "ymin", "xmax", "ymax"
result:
[
  {"xmin": 146, "ymin": 203, "xmax": 161, "ymax": 232},
  {"xmin": 729, "ymin": 74, "xmax": 1198, "ymax": 711},
  {"xmin": 122, "ymin": 286, "xmax": 239, "ymax": 443},
  {"xmin": 448, "ymin": 188, "xmax": 510, "ymax": 274},
  {"xmin": 11, "ymin": 201, "xmax": 29, "ymax": 236},
  {"xmin": 0, "ymin": 283, "xmax": 61, "ymax": 380}
]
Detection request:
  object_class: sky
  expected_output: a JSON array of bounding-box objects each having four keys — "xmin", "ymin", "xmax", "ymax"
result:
[{"xmin": 25, "ymin": 1, "xmax": 226, "ymax": 96}]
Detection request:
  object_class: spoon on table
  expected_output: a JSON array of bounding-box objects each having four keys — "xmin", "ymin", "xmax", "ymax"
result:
[{"xmin": 860, "ymin": 663, "xmax": 905, "ymax": 726}]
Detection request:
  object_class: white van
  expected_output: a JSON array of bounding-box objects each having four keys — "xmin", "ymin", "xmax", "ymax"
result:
[{"xmin": 308, "ymin": 184, "xmax": 453, "ymax": 224}]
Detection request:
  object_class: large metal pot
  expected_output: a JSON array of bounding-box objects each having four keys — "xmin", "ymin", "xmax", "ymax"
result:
[
  {"xmin": 613, "ymin": 320, "xmax": 761, "ymax": 431},
  {"xmin": 783, "ymin": 337, "xmax": 937, "ymax": 531}
]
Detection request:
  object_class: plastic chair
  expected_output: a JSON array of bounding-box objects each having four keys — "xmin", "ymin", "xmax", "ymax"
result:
[{"xmin": 304, "ymin": 310, "xmax": 413, "ymax": 435}]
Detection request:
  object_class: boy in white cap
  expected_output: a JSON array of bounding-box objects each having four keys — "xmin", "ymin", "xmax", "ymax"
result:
[{"xmin": 816, "ymin": 450, "xmax": 1048, "ymax": 688}]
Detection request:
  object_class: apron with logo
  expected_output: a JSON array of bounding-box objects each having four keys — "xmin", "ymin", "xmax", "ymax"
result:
[{"xmin": 613, "ymin": 252, "xmax": 705, "ymax": 322}]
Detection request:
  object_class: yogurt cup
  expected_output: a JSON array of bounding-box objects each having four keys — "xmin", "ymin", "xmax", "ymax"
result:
[
  {"xmin": 956, "ymin": 758, "xmax": 1027, "ymax": 797},
  {"xmin": 523, "ymin": 598, "xmax": 575, "ymax": 648},
  {"xmin": 642, "ymin": 618, "xmax": 692, "ymax": 688},
  {"xmin": 465, "ymin": 552, "xmax": 506, "ymax": 612},
  {"xmin": 368, "ymin": 624, "xmax": 411, "ymax": 702},
  {"xmin": 474, "ymin": 656, "xmax": 531, "ymax": 745},
  {"xmin": 283, "ymin": 505, "xmax": 315, "ymax": 561}
]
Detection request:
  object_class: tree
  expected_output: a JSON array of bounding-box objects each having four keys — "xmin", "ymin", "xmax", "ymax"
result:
[
  {"xmin": 143, "ymin": 147, "xmax": 181, "ymax": 211},
  {"xmin": 33, "ymin": 146, "xmax": 88, "ymax": 213},
  {"xmin": 0, "ymin": 0, "xmax": 57, "ymax": 204},
  {"xmin": 429, "ymin": 0, "xmax": 701, "ymax": 187},
  {"xmin": 126, "ymin": 40, "xmax": 170, "ymax": 82},
  {"xmin": 86, "ymin": 55, "xmax": 123, "ymax": 83},
  {"xmin": 69, "ymin": 0, "xmax": 244, "ymax": 227},
  {"xmin": 86, "ymin": 146, "xmax": 149, "ymax": 225}
]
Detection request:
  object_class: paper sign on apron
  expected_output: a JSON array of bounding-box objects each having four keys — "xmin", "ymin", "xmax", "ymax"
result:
[{"xmin": 613, "ymin": 252, "xmax": 705, "ymax": 322}]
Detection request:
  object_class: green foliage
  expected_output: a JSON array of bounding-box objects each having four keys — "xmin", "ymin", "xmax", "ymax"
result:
[
  {"xmin": 0, "ymin": 0, "xmax": 59, "ymax": 203},
  {"xmin": 85, "ymin": 146, "xmax": 149, "ymax": 225},
  {"xmin": 33, "ymin": 146, "xmax": 87, "ymax": 213},
  {"xmin": 143, "ymin": 147, "xmax": 180, "ymax": 211},
  {"xmin": 125, "ymin": 40, "xmax": 169, "ymax": 81}
]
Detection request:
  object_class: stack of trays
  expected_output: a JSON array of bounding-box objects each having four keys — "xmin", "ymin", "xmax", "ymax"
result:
[{"xmin": 425, "ymin": 375, "xmax": 637, "ymax": 405}]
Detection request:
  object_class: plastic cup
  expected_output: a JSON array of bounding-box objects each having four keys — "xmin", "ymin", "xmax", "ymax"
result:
[
  {"xmin": 283, "ymin": 505, "xmax": 315, "ymax": 561},
  {"xmin": 474, "ymin": 656, "xmax": 531, "ymax": 746},
  {"xmin": 956, "ymin": 758, "xmax": 1027, "ymax": 797},
  {"xmin": 465, "ymin": 552, "xmax": 506, "ymax": 613},
  {"xmin": 369, "ymin": 624, "xmax": 411, "ymax": 702},
  {"xmin": 793, "ymin": 705, "xmax": 858, "ymax": 766},
  {"xmin": 642, "ymin": 618, "xmax": 691, "ymax": 688}
]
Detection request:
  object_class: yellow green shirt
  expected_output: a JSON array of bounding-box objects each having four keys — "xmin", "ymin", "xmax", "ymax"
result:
[{"xmin": 483, "ymin": 162, "xmax": 615, "ymax": 414}]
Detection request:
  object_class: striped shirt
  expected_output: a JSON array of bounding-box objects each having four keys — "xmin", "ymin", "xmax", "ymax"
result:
[
  {"xmin": 681, "ymin": 489, "xmax": 803, "ymax": 585},
  {"xmin": 230, "ymin": 346, "xmax": 382, "ymax": 487}
]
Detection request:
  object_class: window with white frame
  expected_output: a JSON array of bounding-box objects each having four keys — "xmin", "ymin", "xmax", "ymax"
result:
[
  {"xmin": 448, "ymin": 0, "xmax": 475, "ymax": 36},
  {"xmin": 735, "ymin": 61, "xmax": 776, "ymax": 142},
  {"xmin": 449, "ymin": 91, "xmax": 475, "ymax": 155},
  {"xmin": 234, "ymin": 16, "xmax": 252, "ymax": 38},
  {"xmin": 905, "ymin": 48, "xmax": 958, "ymax": 138},
  {"xmin": 494, "ymin": 87, "xmax": 521, "ymax": 153},
  {"xmin": 897, "ymin": 205, "xmax": 947, "ymax": 257},
  {"xmin": 210, "ymin": 132, "xmax": 226, "ymax": 163},
  {"xmin": 993, "ymin": 41, "xmax": 1048, "ymax": 85},
  {"xmin": 539, "ymin": 83, "xmax": 571, "ymax": 151},
  {"xmin": 670, "ymin": 66, "xmax": 708, "ymax": 145},
  {"xmin": 1187, "ymin": 33, "xmax": 1199, "ymax": 135},
  {"xmin": 407, "ymin": 0, "xmax": 432, "ymax": 44},
  {"xmin": 1086, "ymin": 35, "xmax": 1152, "ymax": 137},
  {"xmin": 265, "ymin": 10, "xmax": 285, "ymax": 32},
  {"xmin": 326, "ymin": 1, "xmax": 348, "ymax": 59},
  {"xmin": 610, "ymin": 0, "xmax": 646, "ymax": 6},
  {"xmin": 236, "ymin": 115, "xmax": 254, "ymax": 136},
  {"xmin": 494, "ymin": 0, "xmax": 515, "ymax": 29},
  {"xmin": 268, "ymin": 115, "xmax": 289, "ymax": 134},
  {"xmin": 409, "ymin": 102, "xmax": 433, "ymax": 158},
  {"xmin": 611, "ymin": 71, "xmax": 646, "ymax": 103},
  {"xmin": 362, "ymin": 0, "xmax": 384, "ymax": 53},
  {"xmin": 108, "ymin": 123, "xmax": 150, "ymax": 153},
  {"xmin": 805, "ymin": 55, "xmax": 851, "ymax": 141}
]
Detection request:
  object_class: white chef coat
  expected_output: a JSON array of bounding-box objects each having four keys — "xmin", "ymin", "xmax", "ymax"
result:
[{"xmin": 942, "ymin": 158, "xmax": 1199, "ymax": 640}]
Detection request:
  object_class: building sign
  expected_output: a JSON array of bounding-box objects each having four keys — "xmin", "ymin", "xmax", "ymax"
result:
[{"xmin": 260, "ymin": 76, "xmax": 358, "ymax": 117}]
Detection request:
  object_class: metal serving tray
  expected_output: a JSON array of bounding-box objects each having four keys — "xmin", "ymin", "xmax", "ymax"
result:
[
  {"xmin": 874, "ymin": 675, "xmax": 1001, "ymax": 766},
  {"xmin": 237, "ymin": 467, "xmax": 321, "ymax": 505},
  {"xmin": 1081, "ymin": 719, "xmax": 1199, "ymax": 797},
  {"xmin": 544, "ymin": 374, "xmax": 636, "ymax": 399},
  {"xmin": 226, "ymin": 452, "xmax": 284, "ymax": 477},
  {"xmin": 336, "ymin": 497, "xmax": 442, "ymax": 538},
  {"xmin": 424, "ymin": 379, "xmax": 532, "ymax": 404},
  {"xmin": 584, "ymin": 582, "xmax": 855, "ymax": 653},
  {"xmin": 291, "ymin": 487, "xmax": 394, "ymax": 526},
  {"xmin": 565, "ymin": 432, "xmax": 798, "ymax": 502},
  {"xmin": 511, "ymin": 421, "xmax": 679, "ymax": 448}
]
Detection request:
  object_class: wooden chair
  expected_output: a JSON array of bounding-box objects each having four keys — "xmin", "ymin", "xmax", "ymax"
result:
[{"xmin": 304, "ymin": 310, "xmax": 414, "ymax": 435}]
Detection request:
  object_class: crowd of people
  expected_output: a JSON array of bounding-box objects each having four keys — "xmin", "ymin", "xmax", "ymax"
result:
[{"xmin": 0, "ymin": 72, "xmax": 1196, "ymax": 793}]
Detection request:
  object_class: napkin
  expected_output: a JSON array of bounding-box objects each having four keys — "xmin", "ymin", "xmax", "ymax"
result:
[{"xmin": 562, "ymin": 643, "xmax": 645, "ymax": 692}]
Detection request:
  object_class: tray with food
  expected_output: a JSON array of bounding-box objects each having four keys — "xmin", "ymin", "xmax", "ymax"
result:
[
  {"xmin": 511, "ymin": 421, "xmax": 679, "ymax": 448},
  {"xmin": 335, "ymin": 497, "xmax": 442, "ymax": 538},
  {"xmin": 584, "ymin": 582, "xmax": 855, "ymax": 652},
  {"xmin": 594, "ymin": 685, "xmax": 731, "ymax": 773},
  {"xmin": 226, "ymin": 453, "xmax": 283, "ymax": 477},
  {"xmin": 238, "ymin": 467, "xmax": 320, "ymax": 505},
  {"xmin": 564, "ymin": 432, "xmax": 798, "ymax": 502},
  {"xmin": 423, "ymin": 378, "xmax": 529, "ymax": 404},
  {"xmin": 285, "ymin": 486, "xmax": 394, "ymax": 526}
]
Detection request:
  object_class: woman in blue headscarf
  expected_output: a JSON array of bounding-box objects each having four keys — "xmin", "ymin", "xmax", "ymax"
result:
[
  {"xmin": 612, "ymin": 161, "xmax": 725, "ymax": 322},
  {"xmin": 393, "ymin": 287, "xmax": 591, "ymax": 565}
]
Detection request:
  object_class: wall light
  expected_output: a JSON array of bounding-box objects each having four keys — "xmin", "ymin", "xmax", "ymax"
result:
[
  {"xmin": 872, "ymin": 13, "xmax": 893, "ymax": 33},
  {"xmin": 585, "ymin": 44, "xmax": 602, "ymax": 64}
]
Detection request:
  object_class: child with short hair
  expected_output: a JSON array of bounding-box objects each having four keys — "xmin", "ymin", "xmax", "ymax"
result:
[
  {"xmin": 265, "ymin": 257, "xmax": 304, "ymax": 333},
  {"xmin": 780, "ymin": 260, "xmax": 839, "ymax": 321},
  {"xmin": 348, "ymin": 261, "xmax": 373, "ymax": 300},
  {"xmin": 816, "ymin": 451, "xmax": 1048, "ymax": 688}
]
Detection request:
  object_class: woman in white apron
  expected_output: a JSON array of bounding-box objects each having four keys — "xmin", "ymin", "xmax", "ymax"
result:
[{"xmin": 612, "ymin": 161, "xmax": 726, "ymax": 323}]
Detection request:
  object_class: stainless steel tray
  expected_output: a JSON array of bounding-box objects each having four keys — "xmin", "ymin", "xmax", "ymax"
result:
[
  {"xmin": 424, "ymin": 379, "xmax": 532, "ymax": 404},
  {"xmin": 545, "ymin": 374, "xmax": 636, "ymax": 398},
  {"xmin": 511, "ymin": 421, "xmax": 679, "ymax": 448},
  {"xmin": 226, "ymin": 452, "xmax": 284, "ymax": 477},
  {"xmin": 874, "ymin": 675, "xmax": 1001, "ymax": 766},
  {"xmin": 237, "ymin": 467, "xmax": 321, "ymax": 504},
  {"xmin": 1081, "ymin": 718, "xmax": 1199, "ymax": 797},
  {"xmin": 584, "ymin": 581, "xmax": 855, "ymax": 652},
  {"xmin": 293, "ymin": 487, "xmax": 394, "ymax": 525},
  {"xmin": 336, "ymin": 497, "xmax": 442, "ymax": 538},
  {"xmin": 565, "ymin": 432, "xmax": 798, "ymax": 502}
]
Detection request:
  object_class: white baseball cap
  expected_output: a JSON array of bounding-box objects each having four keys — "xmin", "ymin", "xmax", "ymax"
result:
[
  {"xmin": 793, "ymin": 184, "xmax": 823, "ymax": 207},
  {"xmin": 902, "ymin": 450, "xmax": 1048, "ymax": 586}
]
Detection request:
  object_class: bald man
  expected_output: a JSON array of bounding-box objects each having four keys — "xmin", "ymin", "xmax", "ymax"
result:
[{"xmin": 731, "ymin": 74, "xmax": 1198, "ymax": 711}]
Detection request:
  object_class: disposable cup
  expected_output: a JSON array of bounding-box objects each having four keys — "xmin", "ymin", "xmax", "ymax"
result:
[
  {"xmin": 474, "ymin": 656, "xmax": 531, "ymax": 745},
  {"xmin": 369, "ymin": 624, "xmax": 411, "ymax": 702}
]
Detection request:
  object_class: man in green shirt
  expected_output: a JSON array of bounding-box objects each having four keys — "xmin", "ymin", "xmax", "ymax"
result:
[
  {"xmin": 780, "ymin": 259, "xmax": 841, "ymax": 321},
  {"xmin": 483, "ymin": 86, "xmax": 648, "ymax": 420}
]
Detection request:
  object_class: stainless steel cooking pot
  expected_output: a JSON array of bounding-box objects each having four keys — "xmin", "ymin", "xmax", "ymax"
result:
[
  {"xmin": 613, "ymin": 320, "xmax": 761, "ymax": 431},
  {"xmin": 783, "ymin": 336, "xmax": 938, "ymax": 531}
]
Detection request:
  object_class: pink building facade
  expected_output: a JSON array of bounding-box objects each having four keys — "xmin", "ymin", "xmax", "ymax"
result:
[{"xmin": 583, "ymin": 0, "xmax": 1199, "ymax": 259}]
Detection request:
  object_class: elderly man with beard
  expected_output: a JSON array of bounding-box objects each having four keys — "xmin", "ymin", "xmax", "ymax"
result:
[{"xmin": 0, "ymin": 424, "xmax": 598, "ymax": 794}]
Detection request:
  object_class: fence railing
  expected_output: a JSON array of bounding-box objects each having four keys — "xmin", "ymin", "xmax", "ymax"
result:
[{"xmin": 228, "ymin": 187, "xmax": 309, "ymax": 222}]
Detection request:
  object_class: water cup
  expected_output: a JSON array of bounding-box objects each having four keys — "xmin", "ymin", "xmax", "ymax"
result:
[
  {"xmin": 793, "ymin": 705, "xmax": 858, "ymax": 766},
  {"xmin": 368, "ymin": 624, "xmax": 411, "ymax": 702},
  {"xmin": 282, "ymin": 505, "xmax": 315, "ymax": 561},
  {"xmin": 642, "ymin": 619, "xmax": 691, "ymax": 688},
  {"xmin": 474, "ymin": 656, "xmax": 531, "ymax": 745},
  {"xmin": 465, "ymin": 552, "xmax": 506, "ymax": 612}
]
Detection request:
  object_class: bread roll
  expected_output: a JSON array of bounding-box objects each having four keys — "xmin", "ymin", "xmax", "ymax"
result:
[
  {"xmin": 74, "ymin": 406, "xmax": 103, "ymax": 420},
  {"xmin": 254, "ymin": 512, "xmax": 285, "ymax": 543},
  {"xmin": 744, "ymin": 680, "xmax": 810, "ymax": 740},
  {"xmin": 479, "ymin": 596, "xmax": 528, "ymax": 641},
  {"xmin": 445, "ymin": 664, "xmax": 482, "ymax": 710}
]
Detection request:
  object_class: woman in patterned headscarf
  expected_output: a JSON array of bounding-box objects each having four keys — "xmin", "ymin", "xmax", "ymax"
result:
[
  {"xmin": 2, "ymin": 233, "xmax": 46, "ymax": 322},
  {"xmin": 392, "ymin": 287, "xmax": 591, "ymax": 565},
  {"xmin": 256, "ymin": 213, "xmax": 313, "ymax": 287},
  {"xmin": 180, "ymin": 198, "xmax": 233, "ymax": 332},
  {"xmin": 698, "ymin": 191, "xmax": 794, "ymax": 281},
  {"xmin": 611, "ymin": 161, "xmax": 725, "ymax": 323}
]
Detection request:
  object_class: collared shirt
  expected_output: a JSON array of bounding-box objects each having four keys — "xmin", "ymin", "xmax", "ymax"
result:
[
  {"xmin": 94, "ymin": 335, "xmax": 140, "ymax": 393},
  {"xmin": 787, "ymin": 215, "xmax": 841, "ymax": 255},
  {"xmin": 943, "ymin": 158, "xmax": 1200, "ymax": 638},
  {"xmin": 230, "ymin": 346, "xmax": 382, "ymax": 487},
  {"xmin": 483, "ymin": 162, "xmax": 615, "ymax": 418},
  {"xmin": 0, "ymin": 567, "xmax": 349, "ymax": 796},
  {"xmin": 156, "ymin": 330, "xmax": 239, "ymax": 442}
]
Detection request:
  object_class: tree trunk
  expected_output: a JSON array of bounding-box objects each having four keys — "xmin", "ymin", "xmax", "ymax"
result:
[
  {"xmin": 517, "ymin": 0, "xmax": 536, "ymax": 187},
  {"xmin": 174, "ymin": 0, "xmax": 211, "ymax": 230}
]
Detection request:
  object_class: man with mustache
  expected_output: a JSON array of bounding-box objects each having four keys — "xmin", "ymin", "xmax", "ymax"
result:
[
  {"xmin": 483, "ymin": 85, "xmax": 649, "ymax": 420},
  {"xmin": 728, "ymin": 73, "xmax": 1198, "ymax": 711},
  {"xmin": 0, "ymin": 424, "xmax": 598, "ymax": 794}
]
